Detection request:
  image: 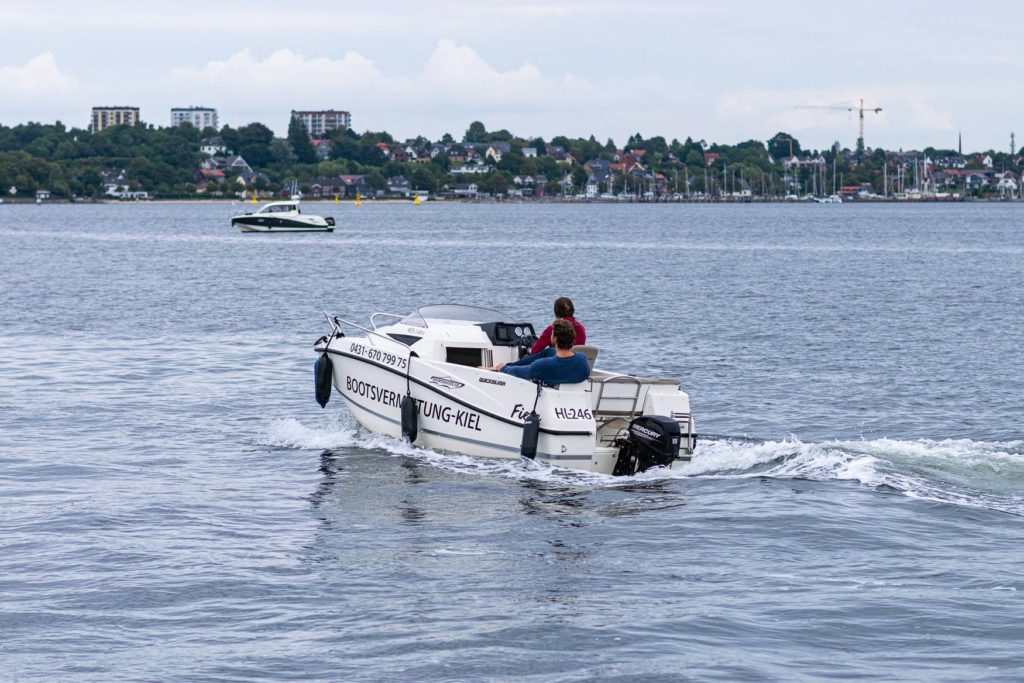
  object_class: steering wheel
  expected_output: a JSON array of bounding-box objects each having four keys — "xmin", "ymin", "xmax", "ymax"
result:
[{"xmin": 516, "ymin": 325, "xmax": 538, "ymax": 358}]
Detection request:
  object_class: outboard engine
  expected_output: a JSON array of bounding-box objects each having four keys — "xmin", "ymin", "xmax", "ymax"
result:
[{"xmin": 612, "ymin": 415, "xmax": 682, "ymax": 476}]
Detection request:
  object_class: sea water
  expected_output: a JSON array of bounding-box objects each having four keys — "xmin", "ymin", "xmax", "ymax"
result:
[{"xmin": 1, "ymin": 202, "xmax": 1022, "ymax": 681}]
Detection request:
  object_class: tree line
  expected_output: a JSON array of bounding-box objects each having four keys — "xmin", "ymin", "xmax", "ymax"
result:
[{"xmin": 0, "ymin": 118, "xmax": 1018, "ymax": 199}]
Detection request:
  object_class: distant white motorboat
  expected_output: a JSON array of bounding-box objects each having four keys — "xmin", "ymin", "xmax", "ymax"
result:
[{"xmin": 231, "ymin": 199, "xmax": 335, "ymax": 233}]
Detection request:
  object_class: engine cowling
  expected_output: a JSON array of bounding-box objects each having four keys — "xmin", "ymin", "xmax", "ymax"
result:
[{"xmin": 612, "ymin": 415, "xmax": 682, "ymax": 476}]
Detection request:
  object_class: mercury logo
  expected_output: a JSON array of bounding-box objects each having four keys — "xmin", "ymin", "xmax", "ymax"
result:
[
  {"xmin": 429, "ymin": 375, "xmax": 465, "ymax": 389},
  {"xmin": 631, "ymin": 423, "xmax": 661, "ymax": 440}
]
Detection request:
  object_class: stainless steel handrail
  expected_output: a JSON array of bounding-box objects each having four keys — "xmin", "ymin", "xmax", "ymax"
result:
[
  {"xmin": 369, "ymin": 311, "xmax": 406, "ymax": 330},
  {"xmin": 323, "ymin": 312, "xmax": 413, "ymax": 349},
  {"xmin": 590, "ymin": 374, "xmax": 644, "ymax": 419}
]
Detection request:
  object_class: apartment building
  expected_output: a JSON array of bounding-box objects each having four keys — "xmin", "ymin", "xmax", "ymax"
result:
[
  {"xmin": 171, "ymin": 106, "xmax": 219, "ymax": 130},
  {"xmin": 90, "ymin": 106, "xmax": 140, "ymax": 133},
  {"xmin": 291, "ymin": 110, "xmax": 351, "ymax": 138}
]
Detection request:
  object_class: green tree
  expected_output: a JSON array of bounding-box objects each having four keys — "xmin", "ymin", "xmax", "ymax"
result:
[
  {"xmin": 571, "ymin": 165, "xmax": 588, "ymax": 188},
  {"xmin": 270, "ymin": 138, "xmax": 297, "ymax": 165},
  {"xmin": 497, "ymin": 151, "xmax": 524, "ymax": 175},
  {"xmin": 411, "ymin": 166, "xmax": 436, "ymax": 191},
  {"xmin": 535, "ymin": 155, "xmax": 559, "ymax": 176},
  {"xmin": 464, "ymin": 121, "xmax": 487, "ymax": 143},
  {"xmin": 481, "ymin": 172, "xmax": 508, "ymax": 195},
  {"xmin": 236, "ymin": 123, "xmax": 274, "ymax": 167},
  {"xmin": 287, "ymin": 116, "xmax": 316, "ymax": 164},
  {"xmin": 363, "ymin": 169, "xmax": 386, "ymax": 192},
  {"xmin": 768, "ymin": 132, "xmax": 801, "ymax": 159}
]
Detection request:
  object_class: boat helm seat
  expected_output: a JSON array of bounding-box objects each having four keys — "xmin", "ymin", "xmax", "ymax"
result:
[{"xmin": 572, "ymin": 344, "xmax": 598, "ymax": 371}]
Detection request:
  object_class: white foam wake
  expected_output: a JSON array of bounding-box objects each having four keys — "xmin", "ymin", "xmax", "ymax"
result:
[
  {"xmin": 255, "ymin": 416, "xmax": 613, "ymax": 486},
  {"xmin": 256, "ymin": 417, "xmax": 1024, "ymax": 514},
  {"xmin": 671, "ymin": 436, "xmax": 1024, "ymax": 515},
  {"xmin": 257, "ymin": 416, "xmax": 360, "ymax": 450}
]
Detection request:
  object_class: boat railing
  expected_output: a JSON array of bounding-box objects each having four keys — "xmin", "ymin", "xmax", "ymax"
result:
[
  {"xmin": 324, "ymin": 312, "xmax": 413, "ymax": 350},
  {"xmin": 589, "ymin": 374, "xmax": 644, "ymax": 425},
  {"xmin": 369, "ymin": 311, "xmax": 406, "ymax": 330}
]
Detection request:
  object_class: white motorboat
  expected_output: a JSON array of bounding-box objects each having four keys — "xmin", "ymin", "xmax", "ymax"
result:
[
  {"xmin": 312, "ymin": 305, "xmax": 697, "ymax": 475},
  {"xmin": 232, "ymin": 200, "xmax": 335, "ymax": 232}
]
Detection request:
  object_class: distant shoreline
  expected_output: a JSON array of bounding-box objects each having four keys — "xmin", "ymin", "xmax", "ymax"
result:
[{"xmin": 4, "ymin": 197, "xmax": 1022, "ymax": 206}]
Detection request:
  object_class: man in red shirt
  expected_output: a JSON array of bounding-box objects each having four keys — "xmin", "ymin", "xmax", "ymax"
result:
[{"xmin": 530, "ymin": 296, "xmax": 586, "ymax": 354}]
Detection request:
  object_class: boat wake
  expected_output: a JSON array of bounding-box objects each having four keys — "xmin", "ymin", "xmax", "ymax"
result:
[
  {"xmin": 680, "ymin": 436, "xmax": 1024, "ymax": 515},
  {"xmin": 257, "ymin": 417, "xmax": 1024, "ymax": 515}
]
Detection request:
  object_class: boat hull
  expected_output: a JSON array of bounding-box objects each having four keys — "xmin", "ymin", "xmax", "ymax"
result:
[
  {"xmin": 233, "ymin": 215, "xmax": 335, "ymax": 232},
  {"xmin": 317, "ymin": 337, "xmax": 615, "ymax": 471}
]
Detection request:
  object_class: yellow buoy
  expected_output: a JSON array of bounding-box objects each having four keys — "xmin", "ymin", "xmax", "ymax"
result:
[
  {"xmin": 413, "ymin": 194, "xmax": 421, "ymax": 205},
  {"xmin": 334, "ymin": 194, "xmax": 339, "ymax": 204},
  {"xmin": 354, "ymin": 193, "xmax": 361, "ymax": 207},
  {"xmin": 250, "ymin": 193, "xmax": 257, "ymax": 204}
]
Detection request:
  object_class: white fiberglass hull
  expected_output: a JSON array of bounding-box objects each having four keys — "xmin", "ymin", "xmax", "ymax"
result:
[
  {"xmin": 234, "ymin": 220, "xmax": 334, "ymax": 233},
  {"xmin": 315, "ymin": 335, "xmax": 694, "ymax": 474}
]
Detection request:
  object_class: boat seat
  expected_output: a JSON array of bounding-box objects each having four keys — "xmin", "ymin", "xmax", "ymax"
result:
[{"xmin": 572, "ymin": 344, "xmax": 598, "ymax": 370}]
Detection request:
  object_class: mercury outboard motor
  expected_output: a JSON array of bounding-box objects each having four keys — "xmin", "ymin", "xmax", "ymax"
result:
[{"xmin": 612, "ymin": 415, "xmax": 682, "ymax": 476}]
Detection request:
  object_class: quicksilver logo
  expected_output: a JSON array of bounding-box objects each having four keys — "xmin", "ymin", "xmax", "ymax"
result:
[
  {"xmin": 429, "ymin": 375, "xmax": 465, "ymax": 389},
  {"xmin": 479, "ymin": 377, "xmax": 506, "ymax": 386}
]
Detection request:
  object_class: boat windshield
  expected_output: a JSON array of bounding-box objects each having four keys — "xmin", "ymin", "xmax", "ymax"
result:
[
  {"xmin": 401, "ymin": 304, "xmax": 509, "ymax": 327},
  {"xmin": 259, "ymin": 204, "xmax": 297, "ymax": 214}
]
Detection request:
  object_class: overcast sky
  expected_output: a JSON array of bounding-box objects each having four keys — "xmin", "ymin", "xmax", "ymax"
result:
[{"xmin": 1, "ymin": 0, "xmax": 1021, "ymax": 152}]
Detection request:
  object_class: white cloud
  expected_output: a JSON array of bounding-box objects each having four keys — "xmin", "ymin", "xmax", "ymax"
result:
[
  {"xmin": 164, "ymin": 41, "xmax": 599, "ymax": 134},
  {"xmin": 168, "ymin": 48, "xmax": 386, "ymax": 101},
  {"xmin": 469, "ymin": 1, "xmax": 722, "ymax": 19},
  {"xmin": 418, "ymin": 40, "xmax": 563, "ymax": 107},
  {"xmin": 0, "ymin": 52, "xmax": 79, "ymax": 107},
  {"xmin": 710, "ymin": 87, "xmax": 964, "ymax": 149}
]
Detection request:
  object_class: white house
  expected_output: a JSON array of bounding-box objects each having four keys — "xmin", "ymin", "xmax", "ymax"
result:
[
  {"xmin": 200, "ymin": 136, "xmax": 228, "ymax": 156},
  {"xmin": 451, "ymin": 183, "xmax": 478, "ymax": 198},
  {"xmin": 450, "ymin": 163, "xmax": 492, "ymax": 175},
  {"xmin": 995, "ymin": 172, "xmax": 1018, "ymax": 196},
  {"xmin": 104, "ymin": 182, "xmax": 149, "ymax": 200}
]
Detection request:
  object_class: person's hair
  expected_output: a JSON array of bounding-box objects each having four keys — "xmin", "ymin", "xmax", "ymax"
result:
[
  {"xmin": 553, "ymin": 296, "xmax": 574, "ymax": 319},
  {"xmin": 551, "ymin": 319, "xmax": 576, "ymax": 350}
]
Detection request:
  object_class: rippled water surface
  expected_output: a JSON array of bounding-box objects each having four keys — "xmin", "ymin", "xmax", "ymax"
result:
[{"xmin": 2, "ymin": 202, "xmax": 1023, "ymax": 681}]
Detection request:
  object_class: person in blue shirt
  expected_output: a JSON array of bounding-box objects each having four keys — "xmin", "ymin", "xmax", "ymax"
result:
[{"xmin": 491, "ymin": 319, "xmax": 590, "ymax": 386}]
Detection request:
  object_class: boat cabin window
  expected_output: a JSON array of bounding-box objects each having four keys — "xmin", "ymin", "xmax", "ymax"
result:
[
  {"xmin": 445, "ymin": 347, "xmax": 485, "ymax": 367},
  {"xmin": 262, "ymin": 204, "xmax": 297, "ymax": 214}
]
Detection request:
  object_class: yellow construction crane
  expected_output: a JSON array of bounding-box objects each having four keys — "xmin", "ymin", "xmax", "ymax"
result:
[{"xmin": 795, "ymin": 98, "xmax": 882, "ymax": 154}]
